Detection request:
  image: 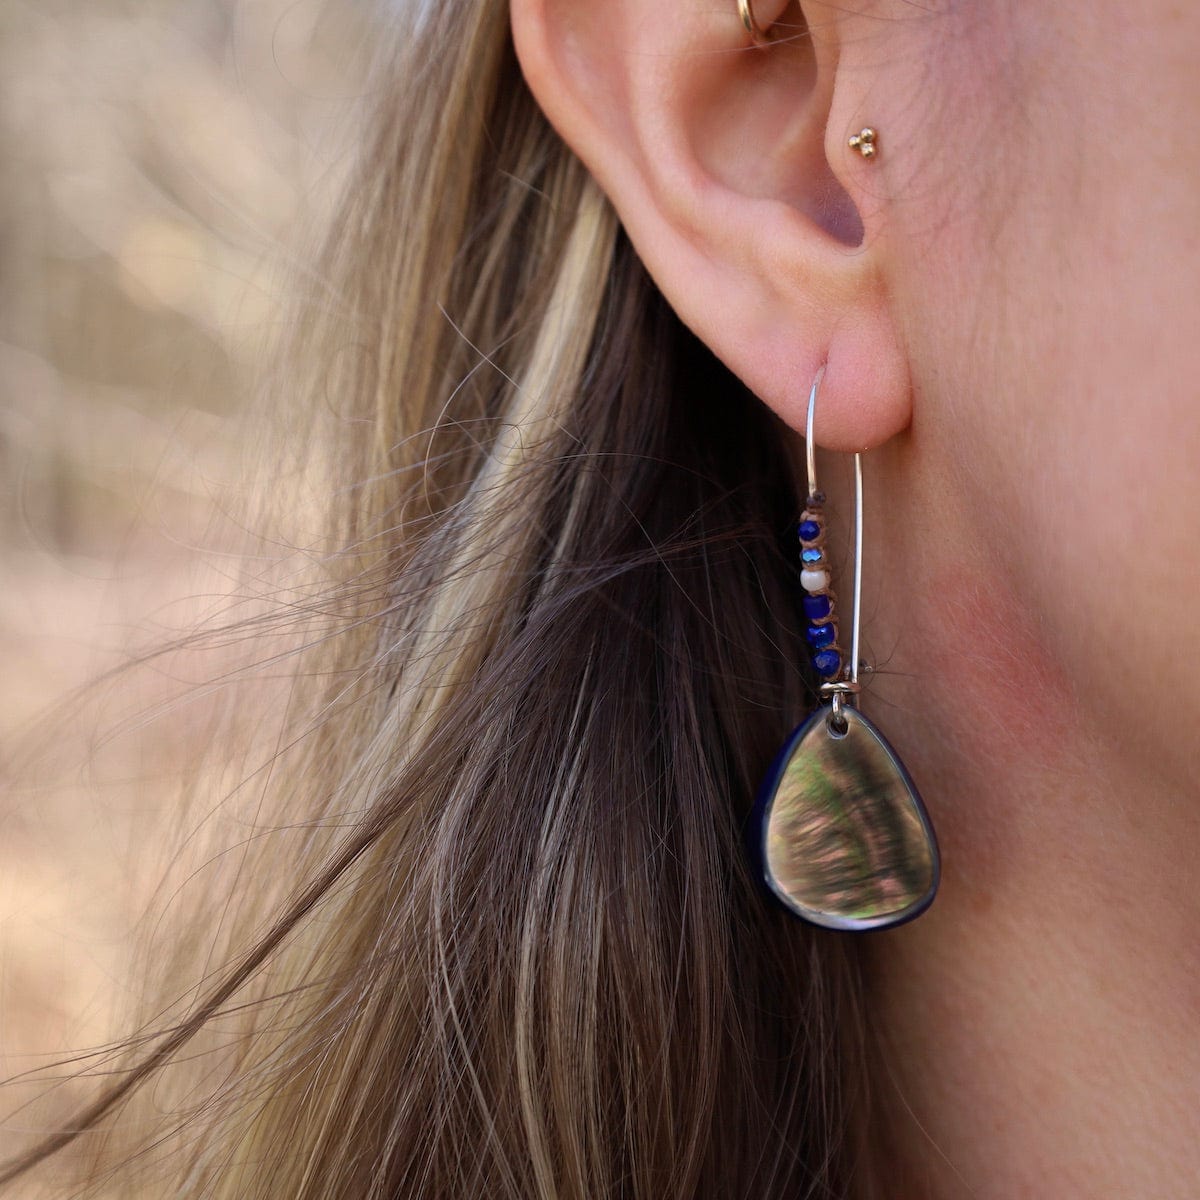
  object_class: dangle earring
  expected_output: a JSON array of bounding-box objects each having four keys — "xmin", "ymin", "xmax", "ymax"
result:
[{"xmin": 752, "ymin": 366, "xmax": 940, "ymax": 931}]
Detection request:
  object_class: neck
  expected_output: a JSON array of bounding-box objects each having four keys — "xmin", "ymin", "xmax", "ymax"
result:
[{"xmin": 824, "ymin": 447, "xmax": 1200, "ymax": 1198}]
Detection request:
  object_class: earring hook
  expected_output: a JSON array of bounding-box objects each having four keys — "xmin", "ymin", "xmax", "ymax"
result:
[{"xmin": 806, "ymin": 366, "xmax": 863, "ymax": 696}]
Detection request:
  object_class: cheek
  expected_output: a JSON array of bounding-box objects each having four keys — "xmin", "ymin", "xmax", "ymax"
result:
[
  {"xmin": 881, "ymin": 558, "xmax": 1093, "ymax": 916},
  {"xmin": 881, "ymin": 1, "xmax": 1200, "ymax": 786},
  {"xmin": 925, "ymin": 564, "xmax": 1086, "ymax": 776}
]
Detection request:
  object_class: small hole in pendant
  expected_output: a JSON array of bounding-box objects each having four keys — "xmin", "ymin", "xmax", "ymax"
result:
[{"xmin": 827, "ymin": 713, "xmax": 849, "ymax": 738}]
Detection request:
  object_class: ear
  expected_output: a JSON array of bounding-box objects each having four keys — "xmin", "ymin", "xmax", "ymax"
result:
[{"xmin": 511, "ymin": 0, "xmax": 910, "ymax": 452}]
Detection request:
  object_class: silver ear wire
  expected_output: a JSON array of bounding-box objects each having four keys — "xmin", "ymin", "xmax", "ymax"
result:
[
  {"xmin": 805, "ymin": 365, "xmax": 863, "ymax": 706},
  {"xmin": 804, "ymin": 364, "xmax": 823, "ymax": 501}
]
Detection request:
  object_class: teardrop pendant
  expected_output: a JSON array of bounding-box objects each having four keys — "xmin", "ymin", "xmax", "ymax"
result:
[{"xmin": 755, "ymin": 704, "xmax": 939, "ymax": 930}]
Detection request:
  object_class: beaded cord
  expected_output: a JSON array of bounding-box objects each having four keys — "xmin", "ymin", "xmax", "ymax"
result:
[{"xmin": 796, "ymin": 494, "xmax": 844, "ymax": 679}]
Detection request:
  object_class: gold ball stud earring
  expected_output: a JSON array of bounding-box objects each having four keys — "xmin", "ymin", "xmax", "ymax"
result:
[{"xmin": 848, "ymin": 127, "xmax": 878, "ymax": 159}]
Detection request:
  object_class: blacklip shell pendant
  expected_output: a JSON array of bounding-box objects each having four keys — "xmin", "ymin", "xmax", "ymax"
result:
[
  {"xmin": 754, "ymin": 367, "xmax": 940, "ymax": 931},
  {"xmin": 755, "ymin": 704, "xmax": 939, "ymax": 930}
]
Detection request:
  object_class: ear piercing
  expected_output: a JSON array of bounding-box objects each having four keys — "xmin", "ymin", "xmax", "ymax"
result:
[
  {"xmin": 735, "ymin": 4, "xmax": 881, "ymax": 162},
  {"xmin": 737, "ymin": 0, "xmax": 771, "ymax": 46},
  {"xmin": 734, "ymin": 5, "xmax": 888, "ymax": 164},
  {"xmin": 848, "ymin": 127, "xmax": 878, "ymax": 159}
]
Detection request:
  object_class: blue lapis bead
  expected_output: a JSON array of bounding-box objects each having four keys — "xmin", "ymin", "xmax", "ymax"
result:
[
  {"xmin": 797, "ymin": 519, "xmax": 821, "ymax": 542},
  {"xmin": 806, "ymin": 623, "xmax": 837, "ymax": 649},
  {"xmin": 812, "ymin": 648, "xmax": 842, "ymax": 678},
  {"xmin": 801, "ymin": 548, "xmax": 823, "ymax": 564},
  {"xmin": 803, "ymin": 594, "xmax": 832, "ymax": 621}
]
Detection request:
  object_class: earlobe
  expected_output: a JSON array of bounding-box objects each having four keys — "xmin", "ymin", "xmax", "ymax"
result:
[{"xmin": 510, "ymin": 0, "xmax": 912, "ymax": 452}]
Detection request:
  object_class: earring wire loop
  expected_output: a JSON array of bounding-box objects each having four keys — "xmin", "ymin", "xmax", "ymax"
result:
[
  {"xmin": 850, "ymin": 451, "xmax": 863, "ymax": 691},
  {"xmin": 806, "ymin": 365, "xmax": 863, "ymax": 704}
]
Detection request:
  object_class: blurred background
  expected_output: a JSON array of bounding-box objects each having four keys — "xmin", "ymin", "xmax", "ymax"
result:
[{"xmin": 0, "ymin": 0, "xmax": 373, "ymax": 1161}]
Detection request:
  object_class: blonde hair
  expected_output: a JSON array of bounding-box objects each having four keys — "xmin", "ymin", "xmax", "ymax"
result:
[{"xmin": 5, "ymin": 1, "xmax": 870, "ymax": 1195}]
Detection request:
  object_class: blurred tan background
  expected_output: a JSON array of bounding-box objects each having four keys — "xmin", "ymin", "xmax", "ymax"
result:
[{"xmin": 0, "ymin": 0, "xmax": 372, "ymax": 1160}]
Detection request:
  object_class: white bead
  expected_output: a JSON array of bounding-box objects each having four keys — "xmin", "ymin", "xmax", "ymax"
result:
[{"xmin": 800, "ymin": 568, "xmax": 830, "ymax": 593}]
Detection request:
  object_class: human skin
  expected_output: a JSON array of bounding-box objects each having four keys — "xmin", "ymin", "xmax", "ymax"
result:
[{"xmin": 513, "ymin": 0, "xmax": 1200, "ymax": 1194}]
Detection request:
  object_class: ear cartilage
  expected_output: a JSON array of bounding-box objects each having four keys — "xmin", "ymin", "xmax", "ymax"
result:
[{"xmin": 848, "ymin": 127, "xmax": 878, "ymax": 159}]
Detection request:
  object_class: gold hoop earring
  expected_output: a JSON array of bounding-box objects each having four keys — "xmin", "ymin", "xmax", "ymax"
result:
[{"xmin": 738, "ymin": 0, "xmax": 772, "ymax": 46}]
